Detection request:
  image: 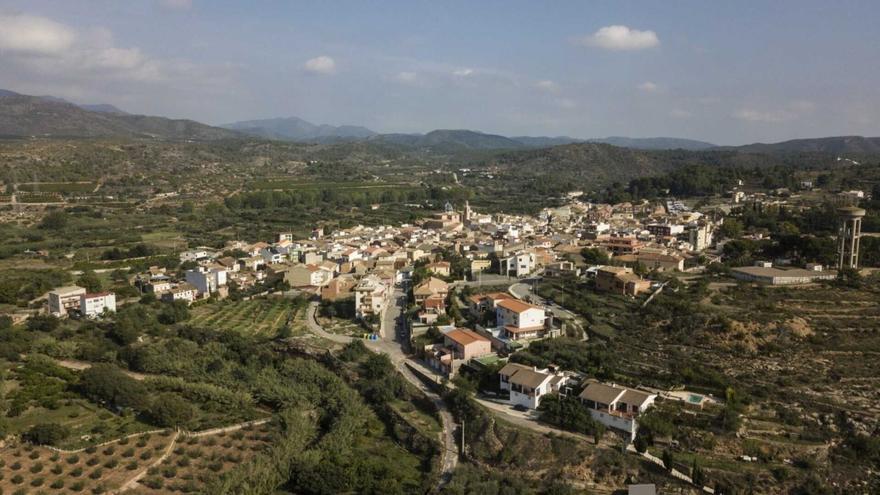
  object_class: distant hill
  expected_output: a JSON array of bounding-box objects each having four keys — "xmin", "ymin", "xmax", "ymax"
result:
[
  {"xmin": 222, "ymin": 116, "xmax": 376, "ymax": 142},
  {"xmin": 511, "ymin": 136, "xmax": 584, "ymax": 147},
  {"xmin": 0, "ymin": 90, "xmax": 238, "ymax": 140},
  {"xmin": 589, "ymin": 136, "xmax": 716, "ymax": 151},
  {"xmin": 79, "ymin": 103, "xmax": 129, "ymax": 115},
  {"xmin": 730, "ymin": 136, "xmax": 880, "ymax": 154},
  {"xmin": 369, "ymin": 129, "xmax": 527, "ymax": 152}
]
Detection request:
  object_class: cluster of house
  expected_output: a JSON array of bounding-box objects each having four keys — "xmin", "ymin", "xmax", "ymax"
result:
[{"xmin": 48, "ymin": 286, "xmax": 116, "ymax": 318}]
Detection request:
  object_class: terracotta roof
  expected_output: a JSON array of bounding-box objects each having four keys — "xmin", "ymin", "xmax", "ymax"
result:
[
  {"xmin": 498, "ymin": 363, "xmax": 552, "ymax": 389},
  {"xmin": 578, "ymin": 382, "xmax": 625, "ymax": 405},
  {"xmin": 496, "ymin": 298, "xmax": 540, "ymax": 313},
  {"xmin": 445, "ymin": 328, "xmax": 490, "ymax": 347}
]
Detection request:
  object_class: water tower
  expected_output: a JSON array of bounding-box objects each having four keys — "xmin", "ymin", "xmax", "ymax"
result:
[{"xmin": 837, "ymin": 206, "xmax": 866, "ymax": 269}]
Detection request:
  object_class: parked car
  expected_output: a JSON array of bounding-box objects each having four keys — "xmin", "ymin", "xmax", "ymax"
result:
[{"xmin": 513, "ymin": 404, "xmax": 529, "ymax": 412}]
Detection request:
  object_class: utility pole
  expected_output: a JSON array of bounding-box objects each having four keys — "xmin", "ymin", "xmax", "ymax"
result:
[{"xmin": 460, "ymin": 419, "xmax": 465, "ymax": 457}]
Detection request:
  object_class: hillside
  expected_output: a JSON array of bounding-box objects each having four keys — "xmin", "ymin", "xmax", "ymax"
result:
[
  {"xmin": 372, "ymin": 129, "xmax": 526, "ymax": 151},
  {"xmin": 731, "ymin": 136, "xmax": 880, "ymax": 154},
  {"xmin": 223, "ymin": 116, "xmax": 376, "ymax": 142},
  {"xmin": 0, "ymin": 92, "xmax": 238, "ymax": 140},
  {"xmin": 590, "ymin": 136, "xmax": 716, "ymax": 151}
]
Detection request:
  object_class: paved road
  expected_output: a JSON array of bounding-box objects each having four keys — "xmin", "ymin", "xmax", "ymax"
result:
[{"xmin": 305, "ymin": 295, "xmax": 459, "ymax": 486}]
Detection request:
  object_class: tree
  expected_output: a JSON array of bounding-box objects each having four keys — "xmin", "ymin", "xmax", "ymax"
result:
[
  {"xmin": 147, "ymin": 393, "xmax": 193, "ymax": 427},
  {"xmin": 662, "ymin": 448, "xmax": 674, "ymax": 472},
  {"xmin": 581, "ymin": 247, "xmax": 610, "ymax": 265},
  {"xmin": 26, "ymin": 314, "xmax": 59, "ymax": 332},
  {"xmin": 24, "ymin": 423, "xmax": 70, "ymax": 446},
  {"xmin": 39, "ymin": 211, "xmax": 68, "ymax": 230},
  {"xmin": 158, "ymin": 300, "xmax": 190, "ymax": 325},
  {"xmin": 77, "ymin": 270, "xmax": 102, "ymax": 293},
  {"xmin": 719, "ymin": 218, "xmax": 744, "ymax": 239},
  {"xmin": 692, "ymin": 458, "xmax": 706, "ymax": 486},
  {"xmin": 79, "ymin": 364, "xmax": 150, "ymax": 411}
]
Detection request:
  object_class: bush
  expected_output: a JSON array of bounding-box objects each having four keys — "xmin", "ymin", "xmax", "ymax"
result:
[
  {"xmin": 51, "ymin": 463, "xmax": 63, "ymax": 474},
  {"xmin": 51, "ymin": 479, "xmax": 65, "ymax": 489},
  {"xmin": 29, "ymin": 461, "xmax": 43, "ymax": 473},
  {"xmin": 71, "ymin": 466, "xmax": 83, "ymax": 476},
  {"xmin": 71, "ymin": 480, "xmax": 86, "ymax": 491},
  {"xmin": 24, "ymin": 423, "xmax": 70, "ymax": 446},
  {"xmin": 67, "ymin": 454, "xmax": 80, "ymax": 464},
  {"xmin": 10, "ymin": 474, "xmax": 23, "ymax": 484},
  {"xmin": 126, "ymin": 461, "xmax": 139, "ymax": 470},
  {"xmin": 89, "ymin": 468, "xmax": 103, "ymax": 479}
]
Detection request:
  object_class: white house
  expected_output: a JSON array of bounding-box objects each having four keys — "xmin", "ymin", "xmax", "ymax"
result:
[
  {"xmin": 353, "ymin": 275, "xmax": 388, "ymax": 320},
  {"xmin": 48, "ymin": 285, "xmax": 86, "ymax": 317},
  {"xmin": 185, "ymin": 267, "xmax": 227, "ymax": 295},
  {"xmin": 500, "ymin": 252, "xmax": 536, "ymax": 277},
  {"xmin": 578, "ymin": 382, "xmax": 657, "ymax": 441},
  {"xmin": 260, "ymin": 247, "xmax": 286, "ymax": 264},
  {"xmin": 285, "ymin": 264, "xmax": 334, "ymax": 287},
  {"xmin": 161, "ymin": 284, "xmax": 198, "ymax": 304},
  {"xmin": 80, "ymin": 292, "xmax": 116, "ymax": 318},
  {"xmin": 498, "ymin": 362, "xmax": 568, "ymax": 409},
  {"xmin": 495, "ymin": 299, "xmax": 549, "ymax": 340}
]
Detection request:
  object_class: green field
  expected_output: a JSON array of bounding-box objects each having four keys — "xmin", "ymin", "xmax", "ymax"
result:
[
  {"xmin": 188, "ymin": 298, "xmax": 306, "ymax": 335},
  {"xmin": 248, "ymin": 179, "xmax": 413, "ymax": 191},
  {"xmin": 16, "ymin": 182, "xmax": 96, "ymax": 193}
]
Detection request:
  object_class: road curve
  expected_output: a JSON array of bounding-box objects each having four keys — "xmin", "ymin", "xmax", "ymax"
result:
[{"xmin": 305, "ymin": 300, "xmax": 459, "ymax": 486}]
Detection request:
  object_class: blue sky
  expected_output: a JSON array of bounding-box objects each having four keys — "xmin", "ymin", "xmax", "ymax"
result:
[{"xmin": 1, "ymin": 0, "xmax": 878, "ymax": 144}]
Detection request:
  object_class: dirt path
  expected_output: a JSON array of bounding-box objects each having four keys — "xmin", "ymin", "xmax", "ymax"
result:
[
  {"xmin": 113, "ymin": 430, "xmax": 180, "ymax": 494},
  {"xmin": 55, "ymin": 359, "xmax": 154, "ymax": 381}
]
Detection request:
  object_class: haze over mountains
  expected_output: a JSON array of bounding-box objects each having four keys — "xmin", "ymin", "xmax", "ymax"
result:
[{"xmin": 1, "ymin": 89, "xmax": 879, "ymax": 154}]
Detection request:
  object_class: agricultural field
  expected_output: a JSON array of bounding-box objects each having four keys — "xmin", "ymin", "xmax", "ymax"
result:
[
  {"xmin": 15, "ymin": 182, "xmax": 96, "ymax": 194},
  {"xmin": 0, "ymin": 429, "xmax": 175, "ymax": 494},
  {"xmin": 130, "ymin": 421, "xmax": 275, "ymax": 494},
  {"xmin": 188, "ymin": 297, "xmax": 307, "ymax": 336}
]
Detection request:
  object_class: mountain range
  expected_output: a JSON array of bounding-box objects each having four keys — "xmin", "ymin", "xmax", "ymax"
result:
[
  {"xmin": 222, "ymin": 116, "xmax": 717, "ymax": 150},
  {"xmin": 2, "ymin": 89, "xmax": 879, "ymax": 154},
  {"xmin": 0, "ymin": 90, "xmax": 237, "ymax": 140}
]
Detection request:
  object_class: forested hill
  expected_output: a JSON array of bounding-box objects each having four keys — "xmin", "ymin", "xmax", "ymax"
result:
[
  {"xmin": 0, "ymin": 91, "xmax": 239, "ymax": 140},
  {"xmin": 729, "ymin": 136, "xmax": 880, "ymax": 154},
  {"xmin": 480, "ymin": 143, "xmax": 841, "ymax": 187}
]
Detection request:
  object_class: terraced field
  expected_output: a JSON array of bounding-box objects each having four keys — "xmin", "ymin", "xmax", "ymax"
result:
[{"xmin": 188, "ymin": 298, "xmax": 307, "ymax": 335}]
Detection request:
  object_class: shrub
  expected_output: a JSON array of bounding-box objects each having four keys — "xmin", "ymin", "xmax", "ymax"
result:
[
  {"xmin": 11, "ymin": 474, "xmax": 23, "ymax": 484},
  {"xmin": 30, "ymin": 477, "xmax": 45, "ymax": 487},
  {"xmin": 86, "ymin": 457, "xmax": 99, "ymax": 466},
  {"xmin": 85, "ymin": 446, "xmax": 97, "ymax": 454},
  {"xmin": 89, "ymin": 468, "xmax": 103, "ymax": 479},
  {"xmin": 71, "ymin": 480, "xmax": 86, "ymax": 491},
  {"xmin": 71, "ymin": 466, "xmax": 83, "ymax": 477},
  {"xmin": 103, "ymin": 446, "xmax": 115, "ymax": 455},
  {"xmin": 136, "ymin": 438, "xmax": 148, "ymax": 447},
  {"xmin": 51, "ymin": 479, "xmax": 65, "ymax": 489},
  {"xmin": 126, "ymin": 461, "xmax": 139, "ymax": 471},
  {"xmin": 10, "ymin": 461, "xmax": 21, "ymax": 470},
  {"xmin": 51, "ymin": 464, "xmax": 63, "ymax": 474},
  {"xmin": 143, "ymin": 477, "xmax": 164, "ymax": 489},
  {"xmin": 118, "ymin": 437, "xmax": 129, "ymax": 445},
  {"xmin": 140, "ymin": 451, "xmax": 153, "ymax": 460},
  {"xmin": 104, "ymin": 458, "xmax": 118, "ymax": 468},
  {"xmin": 162, "ymin": 466, "xmax": 177, "ymax": 478},
  {"xmin": 24, "ymin": 423, "xmax": 70, "ymax": 446},
  {"xmin": 177, "ymin": 457, "xmax": 191, "ymax": 467},
  {"xmin": 68, "ymin": 454, "xmax": 80, "ymax": 464},
  {"xmin": 29, "ymin": 461, "xmax": 44, "ymax": 473},
  {"xmin": 29, "ymin": 450, "xmax": 40, "ymax": 459}
]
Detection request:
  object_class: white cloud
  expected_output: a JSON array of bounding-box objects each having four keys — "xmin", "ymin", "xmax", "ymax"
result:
[
  {"xmin": 733, "ymin": 108, "xmax": 792, "ymax": 123},
  {"xmin": 554, "ymin": 98, "xmax": 577, "ymax": 109},
  {"xmin": 0, "ymin": 13, "xmax": 76, "ymax": 55},
  {"xmin": 159, "ymin": 0, "xmax": 193, "ymax": 10},
  {"xmin": 535, "ymin": 80, "xmax": 559, "ymax": 93},
  {"xmin": 452, "ymin": 68, "xmax": 474, "ymax": 77},
  {"xmin": 670, "ymin": 108, "xmax": 692, "ymax": 119},
  {"xmin": 576, "ymin": 25, "xmax": 660, "ymax": 51},
  {"xmin": 304, "ymin": 55, "xmax": 336, "ymax": 74},
  {"xmin": 734, "ymin": 101, "xmax": 815, "ymax": 123},
  {"xmin": 393, "ymin": 71, "xmax": 418, "ymax": 84},
  {"xmin": 638, "ymin": 81, "xmax": 659, "ymax": 93}
]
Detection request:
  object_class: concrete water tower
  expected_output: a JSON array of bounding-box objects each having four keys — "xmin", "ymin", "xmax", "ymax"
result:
[{"xmin": 837, "ymin": 206, "xmax": 866, "ymax": 269}]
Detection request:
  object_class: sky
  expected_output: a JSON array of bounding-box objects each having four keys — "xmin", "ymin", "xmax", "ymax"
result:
[{"xmin": 1, "ymin": 0, "xmax": 879, "ymax": 145}]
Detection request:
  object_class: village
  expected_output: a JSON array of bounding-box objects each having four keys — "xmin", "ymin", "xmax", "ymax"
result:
[{"xmin": 35, "ymin": 179, "xmax": 866, "ymax": 456}]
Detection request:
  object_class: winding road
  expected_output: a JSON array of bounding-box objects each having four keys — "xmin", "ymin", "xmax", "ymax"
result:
[{"xmin": 306, "ymin": 297, "xmax": 459, "ymax": 485}]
